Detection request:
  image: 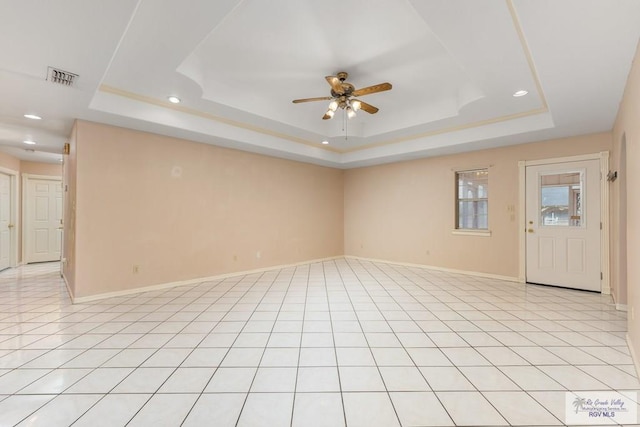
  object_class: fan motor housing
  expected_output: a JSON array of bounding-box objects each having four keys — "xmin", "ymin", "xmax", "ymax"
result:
[{"xmin": 331, "ymin": 83, "xmax": 354, "ymax": 98}]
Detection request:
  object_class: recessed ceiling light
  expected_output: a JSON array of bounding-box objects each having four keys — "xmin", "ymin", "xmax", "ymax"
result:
[
  {"xmin": 24, "ymin": 114, "xmax": 42, "ymax": 120},
  {"xmin": 23, "ymin": 140, "xmax": 36, "ymax": 145},
  {"xmin": 513, "ymin": 90, "xmax": 528, "ymax": 97},
  {"xmin": 321, "ymin": 140, "xmax": 329, "ymax": 145},
  {"xmin": 167, "ymin": 96, "xmax": 181, "ymax": 104}
]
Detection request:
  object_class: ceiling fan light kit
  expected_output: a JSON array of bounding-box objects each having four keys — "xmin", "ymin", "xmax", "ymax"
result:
[{"xmin": 293, "ymin": 71, "xmax": 392, "ymax": 121}]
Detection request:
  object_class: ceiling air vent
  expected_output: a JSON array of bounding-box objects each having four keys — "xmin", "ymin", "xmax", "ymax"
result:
[{"xmin": 47, "ymin": 66, "xmax": 78, "ymax": 86}]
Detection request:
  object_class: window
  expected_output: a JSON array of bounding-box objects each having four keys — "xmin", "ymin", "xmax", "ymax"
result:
[
  {"xmin": 539, "ymin": 171, "xmax": 583, "ymax": 227},
  {"xmin": 456, "ymin": 169, "xmax": 488, "ymax": 230}
]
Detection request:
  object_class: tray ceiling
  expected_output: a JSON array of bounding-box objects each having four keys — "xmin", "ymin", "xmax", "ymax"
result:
[{"xmin": 0, "ymin": 0, "xmax": 639, "ymax": 167}]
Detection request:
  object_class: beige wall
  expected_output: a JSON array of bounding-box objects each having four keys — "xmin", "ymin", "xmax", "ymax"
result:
[
  {"xmin": 344, "ymin": 133, "xmax": 612, "ymax": 279},
  {"xmin": 20, "ymin": 161, "xmax": 62, "ymax": 177},
  {"xmin": 613, "ymin": 40, "xmax": 640, "ymax": 370},
  {"xmin": 0, "ymin": 151, "xmax": 20, "ymax": 172},
  {"xmin": 68, "ymin": 121, "xmax": 344, "ymax": 298}
]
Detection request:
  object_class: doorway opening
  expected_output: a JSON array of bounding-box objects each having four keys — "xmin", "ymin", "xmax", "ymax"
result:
[
  {"xmin": 22, "ymin": 174, "xmax": 63, "ymax": 264},
  {"xmin": 617, "ymin": 134, "xmax": 628, "ymax": 307}
]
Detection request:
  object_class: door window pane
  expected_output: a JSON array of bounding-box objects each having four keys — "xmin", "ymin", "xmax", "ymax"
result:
[{"xmin": 540, "ymin": 172, "xmax": 582, "ymax": 226}]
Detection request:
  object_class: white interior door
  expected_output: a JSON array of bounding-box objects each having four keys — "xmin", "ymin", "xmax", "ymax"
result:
[
  {"xmin": 525, "ymin": 160, "xmax": 601, "ymax": 291},
  {"xmin": 26, "ymin": 178, "xmax": 62, "ymax": 263},
  {"xmin": 0, "ymin": 173, "xmax": 12, "ymax": 271}
]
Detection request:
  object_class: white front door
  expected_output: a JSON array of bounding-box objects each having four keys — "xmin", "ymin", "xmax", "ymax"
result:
[
  {"xmin": 0, "ymin": 173, "xmax": 12, "ymax": 271},
  {"xmin": 525, "ymin": 159, "xmax": 601, "ymax": 291},
  {"xmin": 26, "ymin": 178, "xmax": 62, "ymax": 263}
]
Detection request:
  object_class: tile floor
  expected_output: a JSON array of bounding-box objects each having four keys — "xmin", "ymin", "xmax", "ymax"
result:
[{"xmin": 0, "ymin": 259, "xmax": 638, "ymax": 426}]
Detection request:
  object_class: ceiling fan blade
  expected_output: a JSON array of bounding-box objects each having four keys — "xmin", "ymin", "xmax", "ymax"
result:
[
  {"xmin": 292, "ymin": 96, "xmax": 333, "ymax": 103},
  {"xmin": 357, "ymin": 100, "xmax": 379, "ymax": 114},
  {"xmin": 352, "ymin": 82, "xmax": 392, "ymax": 97},
  {"xmin": 325, "ymin": 76, "xmax": 345, "ymax": 95}
]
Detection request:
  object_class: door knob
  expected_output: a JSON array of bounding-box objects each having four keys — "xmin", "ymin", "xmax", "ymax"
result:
[
  {"xmin": 527, "ymin": 228, "xmax": 534, "ymax": 233},
  {"xmin": 7, "ymin": 224, "xmax": 14, "ymax": 229}
]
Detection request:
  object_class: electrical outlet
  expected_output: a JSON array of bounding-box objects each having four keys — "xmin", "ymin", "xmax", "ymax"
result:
[
  {"xmin": 233, "ymin": 255, "xmax": 238, "ymax": 262},
  {"xmin": 132, "ymin": 265, "xmax": 139, "ymax": 274}
]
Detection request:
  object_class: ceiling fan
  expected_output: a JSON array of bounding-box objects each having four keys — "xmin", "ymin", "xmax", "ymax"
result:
[{"xmin": 292, "ymin": 72, "xmax": 392, "ymax": 120}]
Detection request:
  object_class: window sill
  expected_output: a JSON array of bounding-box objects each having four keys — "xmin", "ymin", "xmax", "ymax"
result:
[{"xmin": 451, "ymin": 229, "xmax": 492, "ymax": 237}]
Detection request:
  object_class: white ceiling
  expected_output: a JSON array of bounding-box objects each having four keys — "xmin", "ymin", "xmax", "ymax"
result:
[{"xmin": 1, "ymin": 0, "xmax": 639, "ymax": 167}]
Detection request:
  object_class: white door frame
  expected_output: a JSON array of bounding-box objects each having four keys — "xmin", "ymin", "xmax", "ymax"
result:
[
  {"xmin": 0, "ymin": 166, "xmax": 19, "ymax": 268},
  {"xmin": 22, "ymin": 173, "xmax": 62, "ymax": 264},
  {"xmin": 518, "ymin": 151, "xmax": 610, "ymax": 293}
]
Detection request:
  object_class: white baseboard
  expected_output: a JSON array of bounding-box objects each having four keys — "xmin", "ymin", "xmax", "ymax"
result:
[
  {"xmin": 62, "ymin": 272, "xmax": 74, "ymax": 302},
  {"xmin": 610, "ymin": 290, "xmax": 627, "ymax": 310},
  {"xmin": 344, "ymin": 255, "xmax": 520, "ymax": 283},
  {"xmin": 627, "ymin": 334, "xmax": 640, "ymax": 382},
  {"xmin": 71, "ymin": 256, "xmax": 343, "ymax": 304}
]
